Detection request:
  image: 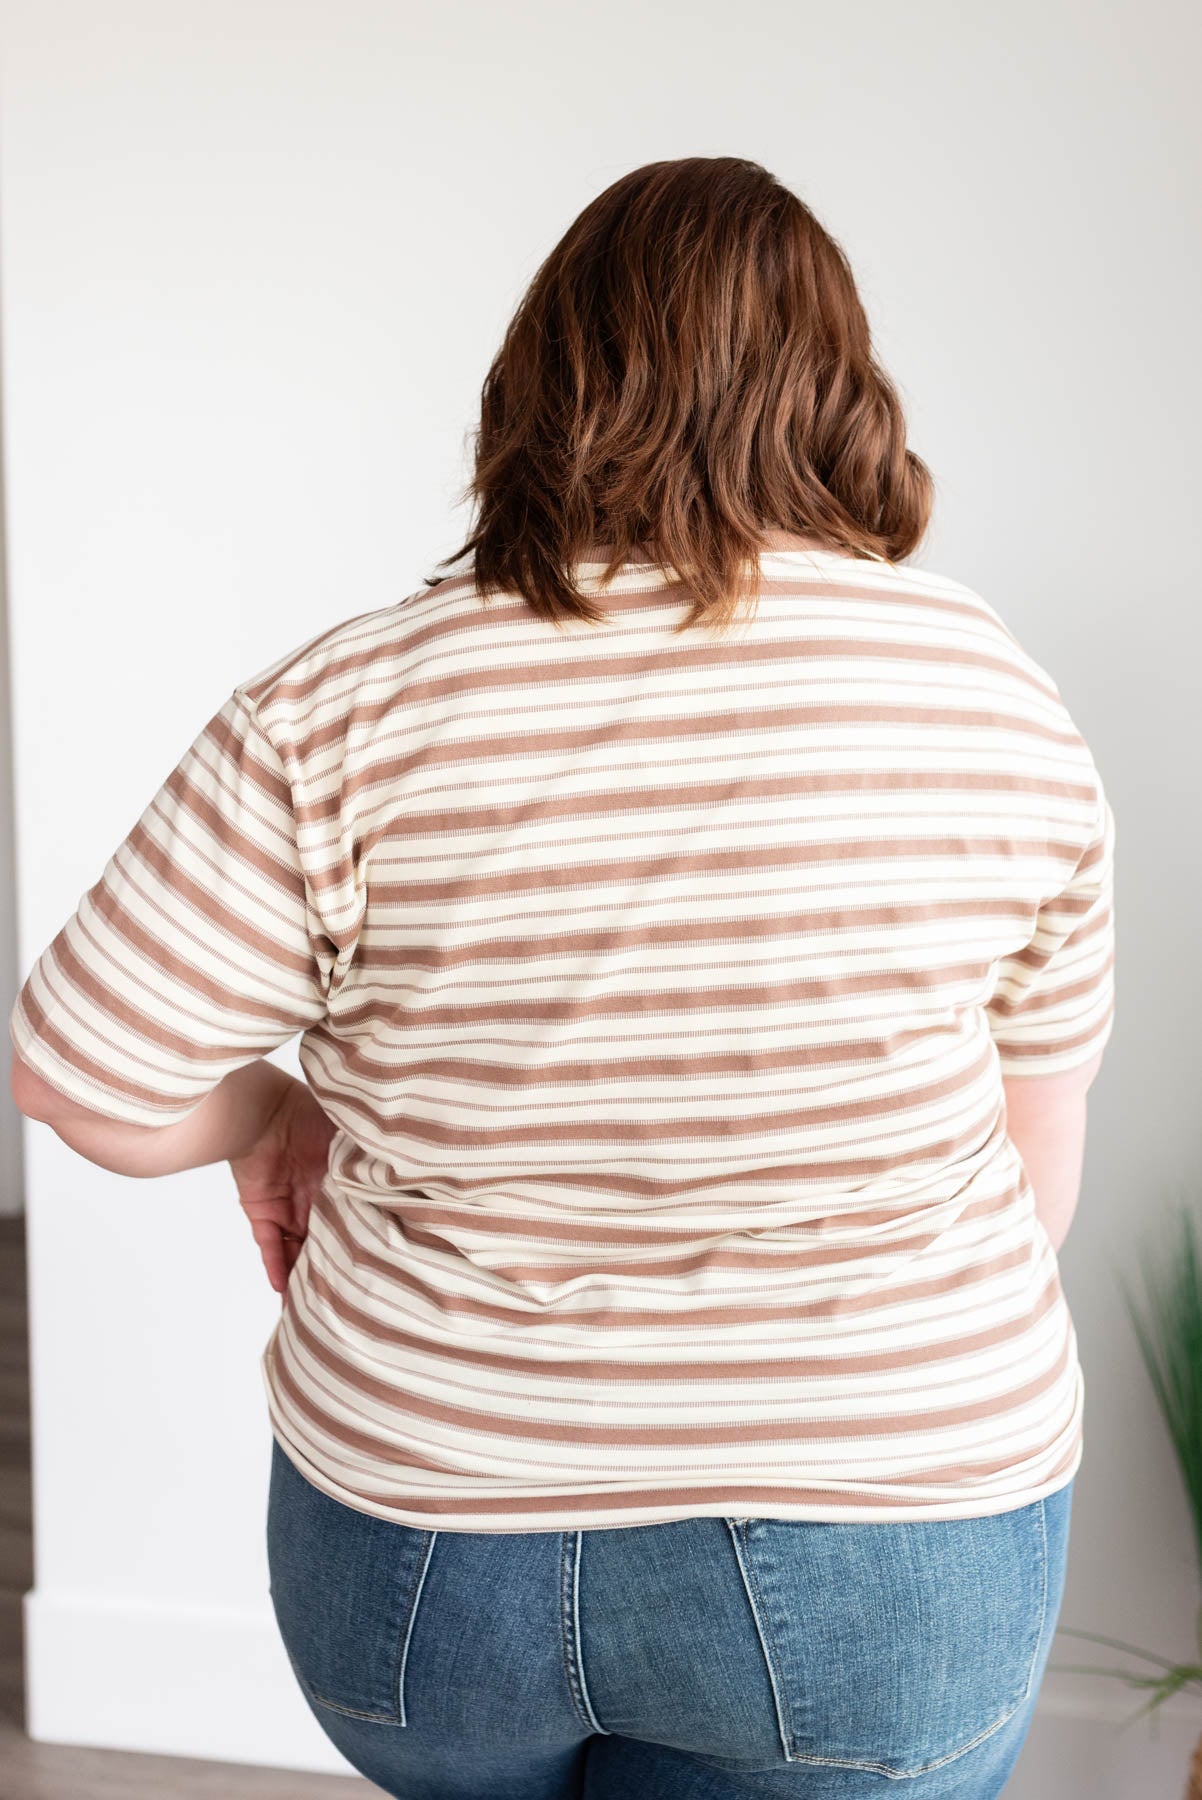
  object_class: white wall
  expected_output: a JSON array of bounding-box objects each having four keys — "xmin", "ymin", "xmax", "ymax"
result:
[
  {"xmin": 0, "ymin": 349, "xmax": 23, "ymax": 1218},
  {"xmin": 1, "ymin": 0, "xmax": 1199, "ymax": 1787}
]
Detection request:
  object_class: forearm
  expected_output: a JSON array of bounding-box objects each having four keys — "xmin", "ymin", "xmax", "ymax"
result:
[
  {"xmin": 1001, "ymin": 1054, "xmax": 1102, "ymax": 1252},
  {"xmin": 11, "ymin": 1051, "xmax": 295, "ymax": 1178}
]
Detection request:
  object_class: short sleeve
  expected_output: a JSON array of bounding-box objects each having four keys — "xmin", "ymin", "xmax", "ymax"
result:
[
  {"xmin": 9, "ymin": 691, "xmax": 333, "ymax": 1127},
  {"xmin": 985, "ymin": 777, "xmax": 1117, "ymax": 1077}
]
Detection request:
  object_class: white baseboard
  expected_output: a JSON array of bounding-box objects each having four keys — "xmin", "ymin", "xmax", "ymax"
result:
[{"xmin": 22, "ymin": 1588, "xmax": 1202, "ymax": 1793}]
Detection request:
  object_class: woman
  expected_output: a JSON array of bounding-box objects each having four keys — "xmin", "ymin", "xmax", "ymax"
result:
[{"xmin": 9, "ymin": 157, "xmax": 1114, "ymax": 1798}]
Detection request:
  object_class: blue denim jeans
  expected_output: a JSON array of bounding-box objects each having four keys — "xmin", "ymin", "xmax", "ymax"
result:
[{"xmin": 266, "ymin": 1436, "xmax": 1073, "ymax": 1798}]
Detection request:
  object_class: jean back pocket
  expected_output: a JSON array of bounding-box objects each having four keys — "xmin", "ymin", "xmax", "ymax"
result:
[
  {"xmin": 725, "ymin": 1497, "xmax": 1050, "ymax": 1778},
  {"xmin": 266, "ymin": 1436, "xmax": 438, "ymax": 1727}
]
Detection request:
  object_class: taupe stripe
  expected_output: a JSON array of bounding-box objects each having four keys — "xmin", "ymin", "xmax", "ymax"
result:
[
  {"xmin": 12, "ymin": 548, "xmax": 1111, "ymax": 1526},
  {"xmin": 154, "ymin": 771, "xmax": 307, "ymax": 906},
  {"xmin": 264, "ymin": 1369, "xmax": 1080, "ymax": 1517},
  {"xmin": 301, "ymin": 1237, "xmax": 1052, "ymax": 1385},
  {"xmin": 286, "ymin": 702, "xmax": 1086, "ymax": 819},
  {"xmin": 280, "ymin": 1084, "xmax": 1003, "ymax": 1160},
  {"xmin": 329, "ymin": 963, "xmax": 1005, "ymax": 1032},
  {"xmin": 45, "ymin": 927, "xmax": 239, "ymax": 1066},
  {"xmin": 89, "ymin": 851, "xmax": 317, "ymax": 1013},
  {"xmin": 305, "ymin": 1037, "xmax": 995, "ymax": 1144},
  {"xmin": 278, "ymin": 1296, "xmax": 1071, "ymax": 1446},
  {"xmin": 395, "ymin": 1188, "xmax": 1018, "ymax": 1274},
  {"xmin": 307, "ymin": 1187, "xmax": 1046, "ymax": 1338},
  {"xmin": 300, "ymin": 1091, "xmax": 1008, "ymax": 1200},
  {"xmin": 252, "ymin": 583, "xmax": 1016, "ymax": 719},
  {"xmin": 361, "ymin": 768, "xmax": 1103, "ymax": 844},
  {"xmin": 339, "ymin": 835, "xmax": 1087, "ymax": 915},
  {"xmin": 365, "ymin": 1173, "xmax": 1020, "ymax": 1251},
  {"xmin": 297, "ymin": 1024, "xmax": 991, "ymax": 1092},
  {"xmin": 14, "ymin": 983, "xmax": 205, "ymax": 1116},
  {"xmin": 348, "ymin": 896, "xmax": 1039, "ymax": 966},
  {"xmin": 255, "ymin": 562, "xmax": 1062, "ymax": 728}
]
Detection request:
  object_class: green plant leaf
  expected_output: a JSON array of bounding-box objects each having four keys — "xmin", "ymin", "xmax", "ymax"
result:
[
  {"xmin": 1058, "ymin": 1202, "xmax": 1202, "ymax": 1715},
  {"xmin": 1111, "ymin": 1199, "xmax": 1202, "ymax": 1579},
  {"xmin": 1116, "ymin": 1665, "xmax": 1200, "ymax": 1728},
  {"xmin": 1050, "ymin": 1661, "xmax": 1191, "ymax": 1683},
  {"xmin": 1054, "ymin": 1626, "xmax": 1188, "ymax": 1672}
]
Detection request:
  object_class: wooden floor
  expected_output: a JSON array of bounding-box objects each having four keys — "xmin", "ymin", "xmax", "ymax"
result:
[{"xmin": 0, "ymin": 1212, "xmax": 377, "ymax": 1797}]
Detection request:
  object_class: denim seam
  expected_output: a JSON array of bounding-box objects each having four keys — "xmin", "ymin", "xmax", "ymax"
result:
[
  {"xmin": 396, "ymin": 1529, "xmax": 440, "ymax": 1728},
  {"xmin": 279, "ymin": 1639, "xmax": 400, "ymax": 1727},
  {"xmin": 295, "ymin": 1648, "xmax": 402, "ymax": 1727},
  {"xmin": 559, "ymin": 1529, "xmax": 609, "ymax": 1735},
  {"xmin": 305, "ymin": 1689, "xmax": 406, "ymax": 1725},
  {"xmin": 1022, "ymin": 1496, "xmax": 1051, "ymax": 1704},
  {"xmin": 573, "ymin": 1528, "xmax": 611, "ymax": 1734},
  {"xmin": 724, "ymin": 1520, "xmax": 794, "ymax": 1764},
  {"xmin": 785, "ymin": 1709, "xmax": 1023, "ymax": 1779}
]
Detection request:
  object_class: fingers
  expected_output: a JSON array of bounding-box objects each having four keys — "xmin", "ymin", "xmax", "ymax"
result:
[
  {"xmin": 268, "ymin": 1228, "xmax": 310, "ymax": 1295},
  {"xmin": 240, "ymin": 1188, "xmax": 311, "ymax": 1241},
  {"xmin": 280, "ymin": 1231, "xmax": 306, "ymax": 1275},
  {"xmin": 246, "ymin": 1215, "xmax": 305, "ymax": 1294},
  {"xmin": 236, "ymin": 1185, "xmax": 311, "ymax": 1294},
  {"xmin": 258, "ymin": 1227, "xmax": 289, "ymax": 1294},
  {"xmin": 239, "ymin": 1193, "xmax": 298, "ymax": 1230}
]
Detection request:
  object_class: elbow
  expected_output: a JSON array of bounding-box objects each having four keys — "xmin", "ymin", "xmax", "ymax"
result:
[
  {"xmin": 10, "ymin": 1049, "xmax": 59, "ymax": 1122},
  {"xmin": 1002, "ymin": 1046, "xmax": 1106, "ymax": 1102},
  {"xmin": 9, "ymin": 1057, "xmax": 161, "ymax": 1174}
]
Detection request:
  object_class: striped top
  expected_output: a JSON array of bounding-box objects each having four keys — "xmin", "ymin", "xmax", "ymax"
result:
[{"xmin": 10, "ymin": 531, "xmax": 1116, "ymax": 1530}]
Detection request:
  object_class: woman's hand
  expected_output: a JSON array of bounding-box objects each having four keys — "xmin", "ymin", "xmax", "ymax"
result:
[
  {"xmin": 228, "ymin": 1074, "xmax": 337, "ymax": 1297},
  {"xmin": 11, "ymin": 1049, "xmax": 337, "ymax": 1291}
]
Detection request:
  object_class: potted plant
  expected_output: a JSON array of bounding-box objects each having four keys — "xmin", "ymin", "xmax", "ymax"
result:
[{"xmin": 1048, "ymin": 1199, "xmax": 1202, "ymax": 1794}]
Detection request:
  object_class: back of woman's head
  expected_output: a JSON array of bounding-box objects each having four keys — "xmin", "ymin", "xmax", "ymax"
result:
[{"xmin": 439, "ymin": 156, "xmax": 934, "ymax": 634}]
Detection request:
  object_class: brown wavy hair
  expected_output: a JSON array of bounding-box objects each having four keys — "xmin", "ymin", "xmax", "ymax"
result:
[{"xmin": 434, "ymin": 156, "xmax": 934, "ymax": 634}]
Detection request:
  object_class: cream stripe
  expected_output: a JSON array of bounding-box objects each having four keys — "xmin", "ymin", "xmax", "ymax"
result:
[{"xmin": 12, "ymin": 546, "xmax": 1112, "ymax": 1524}]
